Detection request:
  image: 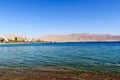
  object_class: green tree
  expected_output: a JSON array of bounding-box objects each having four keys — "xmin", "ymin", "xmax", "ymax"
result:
[
  {"xmin": 14, "ymin": 37, "xmax": 17, "ymax": 42},
  {"xmin": 0, "ymin": 37, "xmax": 4, "ymax": 43}
]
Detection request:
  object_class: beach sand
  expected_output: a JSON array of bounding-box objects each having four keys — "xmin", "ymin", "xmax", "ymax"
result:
[{"xmin": 0, "ymin": 68, "xmax": 119, "ymax": 80}]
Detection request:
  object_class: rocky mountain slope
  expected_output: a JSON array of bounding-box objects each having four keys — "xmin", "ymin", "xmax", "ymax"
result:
[{"xmin": 35, "ymin": 33, "xmax": 120, "ymax": 42}]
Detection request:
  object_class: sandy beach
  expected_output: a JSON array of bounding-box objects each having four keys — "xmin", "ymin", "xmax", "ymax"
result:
[{"xmin": 0, "ymin": 68, "xmax": 119, "ymax": 80}]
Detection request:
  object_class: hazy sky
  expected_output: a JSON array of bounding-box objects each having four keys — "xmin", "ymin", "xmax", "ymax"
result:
[{"xmin": 0, "ymin": 0, "xmax": 120, "ymax": 37}]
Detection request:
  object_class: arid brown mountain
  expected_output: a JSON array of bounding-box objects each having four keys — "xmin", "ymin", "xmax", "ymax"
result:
[
  {"xmin": 1, "ymin": 34, "xmax": 120, "ymax": 43},
  {"xmin": 35, "ymin": 33, "xmax": 120, "ymax": 42}
]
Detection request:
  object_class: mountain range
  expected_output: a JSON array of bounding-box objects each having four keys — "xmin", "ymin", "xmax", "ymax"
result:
[
  {"xmin": 35, "ymin": 33, "xmax": 120, "ymax": 42},
  {"xmin": 0, "ymin": 33, "xmax": 120, "ymax": 42}
]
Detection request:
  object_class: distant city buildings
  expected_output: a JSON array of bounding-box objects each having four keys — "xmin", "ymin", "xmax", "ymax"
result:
[{"xmin": 0, "ymin": 35, "xmax": 32, "ymax": 43}]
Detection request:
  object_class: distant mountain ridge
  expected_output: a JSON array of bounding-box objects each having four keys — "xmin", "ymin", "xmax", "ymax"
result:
[
  {"xmin": 36, "ymin": 33, "xmax": 120, "ymax": 42},
  {"xmin": 0, "ymin": 34, "xmax": 120, "ymax": 43}
]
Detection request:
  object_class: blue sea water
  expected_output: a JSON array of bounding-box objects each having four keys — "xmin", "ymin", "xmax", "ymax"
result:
[{"xmin": 0, "ymin": 42, "xmax": 120, "ymax": 73}]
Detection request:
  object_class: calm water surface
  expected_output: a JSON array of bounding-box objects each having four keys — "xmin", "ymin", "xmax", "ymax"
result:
[{"xmin": 0, "ymin": 42, "xmax": 120, "ymax": 73}]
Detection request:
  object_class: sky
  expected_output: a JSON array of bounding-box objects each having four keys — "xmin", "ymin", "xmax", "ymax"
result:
[{"xmin": 0, "ymin": 0, "xmax": 120, "ymax": 37}]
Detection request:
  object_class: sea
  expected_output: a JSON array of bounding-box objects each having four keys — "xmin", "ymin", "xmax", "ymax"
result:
[{"xmin": 0, "ymin": 42, "xmax": 120, "ymax": 73}]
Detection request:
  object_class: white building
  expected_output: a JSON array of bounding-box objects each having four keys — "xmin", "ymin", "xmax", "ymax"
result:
[{"xmin": 0, "ymin": 35, "xmax": 9, "ymax": 42}]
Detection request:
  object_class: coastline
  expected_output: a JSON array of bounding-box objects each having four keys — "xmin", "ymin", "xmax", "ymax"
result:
[
  {"xmin": 0, "ymin": 41, "xmax": 120, "ymax": 44},
  {"xmin": 0, "ymin": 67, "xmax": 119, "ymax": 80}
]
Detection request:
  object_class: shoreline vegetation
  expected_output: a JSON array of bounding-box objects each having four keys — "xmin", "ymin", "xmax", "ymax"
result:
[
  {"xmin": 0, "ymin": 36, "xmax": 49, "ymax": 44},
  {"xmin": 0, "ymin": 67, "xmax": 119, "ymax": 80}
]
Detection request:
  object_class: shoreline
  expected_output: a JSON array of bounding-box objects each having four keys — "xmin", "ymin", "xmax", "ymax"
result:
[
  {"xmin": 0, "ymin": 41, "xmax": 120, "ymax": 44},
  {"xmin": 0, "ymin": 67, "xmax": 119, "ymax": 80}
]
